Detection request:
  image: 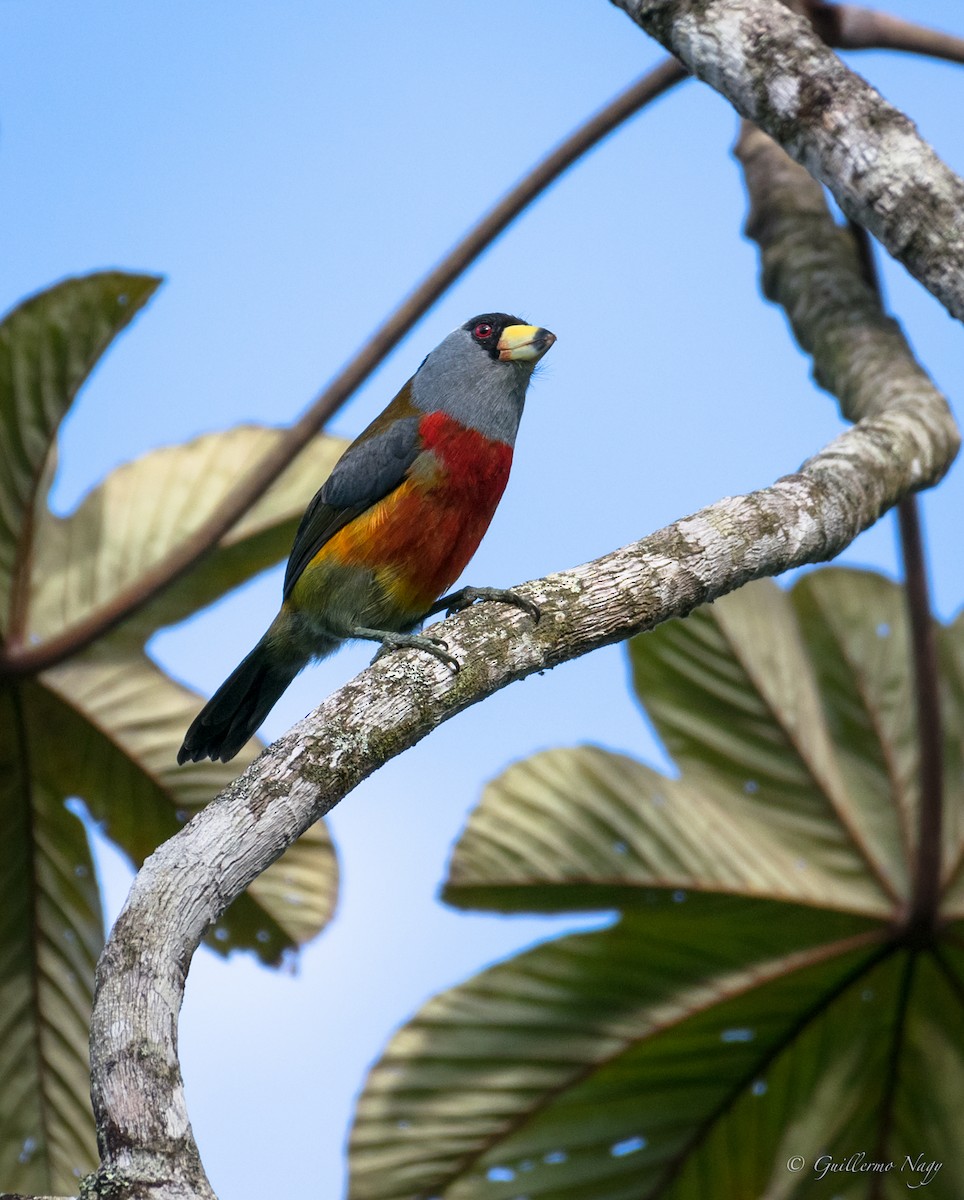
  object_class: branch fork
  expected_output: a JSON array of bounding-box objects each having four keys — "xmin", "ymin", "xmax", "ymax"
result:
[{"xmin": 66, "ymin": 6, "xmax": 964, "ymax": 1198}]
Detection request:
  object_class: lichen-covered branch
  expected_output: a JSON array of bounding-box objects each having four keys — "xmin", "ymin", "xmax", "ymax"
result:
[
  {"xmin": 611, "ymin": 0, "xmax": 964, "ymax": 323},
  {"xmin": 734, "ymin": 120, "xmax": 954, "ymax": 935},
  {"xmin": 87, "ymin": 269, "xmax": 957, "ymax": 1199},
  {"xmin": 734, "ymin": 121, "xmax": 951, "ymax": 426}
]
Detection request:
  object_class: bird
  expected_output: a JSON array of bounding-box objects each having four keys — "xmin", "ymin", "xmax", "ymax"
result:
[{"xmin": 178, "ymin": 313, "xmax": 556, "ymax": 764}]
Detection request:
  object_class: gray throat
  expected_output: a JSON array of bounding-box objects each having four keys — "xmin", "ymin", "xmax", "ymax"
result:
[{"xmin": 411, "ymin": 330, "xmax": 531, "ymax": 446}]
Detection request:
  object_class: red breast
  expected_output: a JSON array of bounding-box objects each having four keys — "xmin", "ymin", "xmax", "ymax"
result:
[{"xmin": 320, "ymin": 412, "xmax": 513, "ymax": 615}]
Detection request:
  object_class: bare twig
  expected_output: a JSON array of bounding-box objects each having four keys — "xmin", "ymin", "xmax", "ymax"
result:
[
  {"xmin": 898, "ymin": 499, "xmax": 945, "ymax": 937},
  {"xmin": 843, "ymin": 215, "xmax": 946, "ymax": 939},
  {"xmin": 811, "ymin": 3, "xmax": 964, "ymax": 65},
  {"xmin": 0, "ymin": 57, "xmax": 686, "ymax": 681}
]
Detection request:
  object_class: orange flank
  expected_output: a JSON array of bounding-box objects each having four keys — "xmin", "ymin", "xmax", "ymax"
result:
[{"xmin": 315, "ymin": 413, "xmax": 513, "ymax": 616}]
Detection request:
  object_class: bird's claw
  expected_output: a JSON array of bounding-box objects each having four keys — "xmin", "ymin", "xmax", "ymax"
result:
[
  {"xmin": 428, "ymin": 585, "xmax": 541, "ymax": 624},
  {"xmin": 370, "ymin": 631, "xmax": 459, "ymax": 671}
]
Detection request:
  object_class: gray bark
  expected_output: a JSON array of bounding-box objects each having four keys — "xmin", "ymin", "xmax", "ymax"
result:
[{"xmin": 611, "ymin": 0, "xmax": 964, "ymax": 322}]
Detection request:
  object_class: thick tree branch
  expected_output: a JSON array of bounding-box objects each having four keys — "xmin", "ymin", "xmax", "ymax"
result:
[
  {"xmin": 611, "ymin": 0, "xmax": 964, "ymax": 323},
  {"xmin": 735, "ymin": 121, "xmax": 952, "ymax": 938},
  {"xmin": 734, "ymin": 121, "xmax": 953, "ymax": 426},
  {"xmin": 0, "ymin": 57, "xmax": 685, "ymax": 681},
  {"xmin": 88, "ymin": 285, "xmax": 957, "ymax": 1200}
]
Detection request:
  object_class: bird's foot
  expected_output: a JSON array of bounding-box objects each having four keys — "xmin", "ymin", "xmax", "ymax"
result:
[
  {"xmin": 426, "ymin": 585, "xmax": 541, "ymax": 624},
  {"xmin": 364, "ymin": 629, "xmax": 460, "ymax": 671}
]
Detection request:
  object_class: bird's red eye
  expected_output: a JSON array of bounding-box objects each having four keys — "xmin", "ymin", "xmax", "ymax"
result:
[{"xmin": 473, "ymin": 322, "xmax": 494, "ymax": 340}]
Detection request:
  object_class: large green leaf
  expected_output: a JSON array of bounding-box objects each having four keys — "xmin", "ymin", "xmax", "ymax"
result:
[
  {"xmin": 32, "ymin": 644, "xmax": 338, "ymax": 960},
  {"xmin": 1, "ymin": 689, "xmax": 101, "ymax": 1193},
  {"xmin": 349, "ymin": 569, "xmax": 964, "ymax": 1199},
  {"xmin": 349, "ymin": 899, "xmax": 887, "ymax": 1200},
  {"xmin": 0, "ymin": 272, "xmax": 161, "ymax": 638},
  {"xmin": 936, "ymin": 609, "xmax": 964, "ymax": 906},
  {"xmin": 444, "ymin": 745, "xmax": 886, "ymax": 915},
  {"xmin": 444, "ymin": 574, "xmax": 919, "ymax": 918},
  {"xmin": 21, "ymin": 419, "xmax": 348, "ymax": 962},
  {"xmin": 0, "ymin": 272, "xmax": 348, "ymax": 1188},
  {"xmin": 789, "ymin": 570, "xmax": 921, "ymax": 887},
  {"xmin": 29, "ymin": 423, "xmax": 347, "ymax": 642},
  {"xmin": 631, "ymin": 574, "xmax": 908, "ymax": 901},
  {"xmin": 0, "ymin": 273, "xmax": 344, "ymax": 967}
]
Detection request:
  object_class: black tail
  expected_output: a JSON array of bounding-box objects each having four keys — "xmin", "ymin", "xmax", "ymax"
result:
[{"xmin": 178, "ymin": 638, "xmax": 301, "ymax": 764}]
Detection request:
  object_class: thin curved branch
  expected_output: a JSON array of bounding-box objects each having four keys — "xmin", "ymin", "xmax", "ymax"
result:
[
  {"xmin": 0, "ymin": 57, "xmax": 686, "ymax": 681},
  {"xmin": 611, "ymin": 0, "xmax": 964, "ymax": 323},
  {"xmin": 841, "ymin": 212, "xmax": 946, "ymax": 937},
  {"xmin": 898, "ymin": 499, "xmax": 945, "ymax": 937},
  {"xmin": 811, "ymin": 3, "xmax": 964, "ymax": 64}
]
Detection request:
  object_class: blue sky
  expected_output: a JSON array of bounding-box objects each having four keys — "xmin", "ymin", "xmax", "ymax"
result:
[{"xmin": 2, "ymin": 3, "xmax": 963, "ymax": 1196}]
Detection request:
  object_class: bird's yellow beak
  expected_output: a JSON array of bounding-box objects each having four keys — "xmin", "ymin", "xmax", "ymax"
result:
[{"xmin": 497, "ymin": 324, "xmax": 556, "ymax": 363}]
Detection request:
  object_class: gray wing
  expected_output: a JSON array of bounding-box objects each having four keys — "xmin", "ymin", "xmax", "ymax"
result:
[{"xmin": 282, "ymin": 413, "xmax": 422, "ymax": 599}]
